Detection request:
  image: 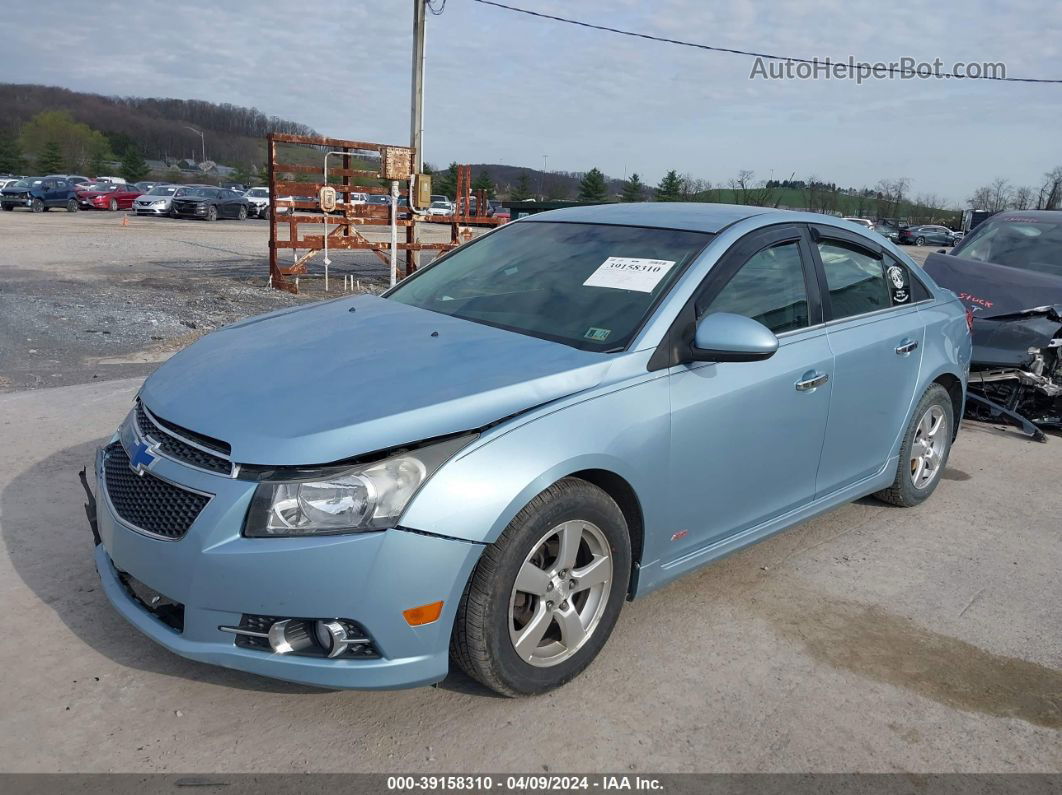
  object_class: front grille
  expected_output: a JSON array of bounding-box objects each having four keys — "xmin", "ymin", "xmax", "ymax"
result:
[
  {"xmin": 233, "ymin": 614, "xmax": 379, "ymax": 658},
  {"xmin": 103, "ymin": 442, "xmax": 210, "ymax": 539},
  {"xmin": 135, "ymin": 401, "xmax": 233, "ymax": 475}
]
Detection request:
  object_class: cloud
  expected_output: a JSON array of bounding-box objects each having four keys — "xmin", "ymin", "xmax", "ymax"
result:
[{"xmin": 5, "ymin": 0, "xmax": 1061, "ymax": 202}]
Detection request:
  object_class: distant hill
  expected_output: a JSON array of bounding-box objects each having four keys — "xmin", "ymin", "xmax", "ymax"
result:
[
  {"xmin": 0, "ymin": 83, "xmax": 317, "ymax": 168},
  {"xmin": 457, "ymin": 163, "xmax": 628, "ymax": 201}
]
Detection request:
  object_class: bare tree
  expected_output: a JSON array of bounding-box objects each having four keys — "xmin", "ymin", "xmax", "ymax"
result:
[
  {"xmin": 874, "ymin": 177, "xmax": 910, "ymax": 218},
  {"xmin": 1036, "ymin": 166, "xmax": 1062, "ymax": 210},
  {"xmin": 1011, "ymin": 185, "xmax": 1034, "ymax": 210},
  {"xmin": 969, "ymin": 178, "xmax": 1012, "ymax": 212}
]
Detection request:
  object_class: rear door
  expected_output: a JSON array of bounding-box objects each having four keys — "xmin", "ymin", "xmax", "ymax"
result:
[
  {"xmin": 810, "ymin": 226, "xmax": 926, "ymax": 495},
  {"xmin": 665, "ymin": 225, "xmax": 833, "ymax": 558}
]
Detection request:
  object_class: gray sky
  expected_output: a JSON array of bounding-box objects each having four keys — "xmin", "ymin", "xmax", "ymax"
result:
[{"xmin": 6, "ymin": 0, "xmax": 1061, "ymax": 204}]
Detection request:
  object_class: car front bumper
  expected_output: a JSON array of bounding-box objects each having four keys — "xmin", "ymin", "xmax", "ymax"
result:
[
  {"xmin": 134, "ymin": 205, "xmax": 170, "ymax": 215},
  {"xmin": 92, "ymin": 440, "xmax": 484, "ymax": 690}
]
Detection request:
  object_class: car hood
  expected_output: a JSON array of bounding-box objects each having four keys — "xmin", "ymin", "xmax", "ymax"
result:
[
  {"xmin": 923, "ymin": 251, "xmax": 1062, "ymax": 318},
  {"xmin": 139, "ymin": 295, "xmax": 612, "ymax": 466}
]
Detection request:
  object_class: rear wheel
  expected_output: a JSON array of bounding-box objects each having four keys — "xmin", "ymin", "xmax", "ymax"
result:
[
  {"xmin": 875, "ymin": 383, "xmax": 953, "ymax": 507},
  {"xmin": 915, "ymin": 235, "xmax": 925, "ymax": 246},
  {"xmin": 451, "ymin": 477, "xmax": 630, "ymax": 697},
  {"xmin": 31, "ymin": 198, "xmax": 44, "ymax": 213}
]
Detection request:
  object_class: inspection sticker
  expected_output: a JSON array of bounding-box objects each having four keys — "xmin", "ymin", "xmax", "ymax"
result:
[{"xmin": 583, "ymin": 257, "xmax": 676, "ymax": 293}]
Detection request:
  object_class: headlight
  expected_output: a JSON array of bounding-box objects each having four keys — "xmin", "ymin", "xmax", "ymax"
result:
[{"xmin": 243, "ymin": 434, "xmax": 475, "ymax": 537}]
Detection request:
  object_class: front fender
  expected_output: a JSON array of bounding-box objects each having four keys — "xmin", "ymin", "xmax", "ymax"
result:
[{"xmin": 399, "ymin": 370, "xmax": 672, "ymax": 554}]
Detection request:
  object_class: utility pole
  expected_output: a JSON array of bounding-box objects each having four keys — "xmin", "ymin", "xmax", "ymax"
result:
[
  {"xmin": 184, "ymin": 126, "xmax": 206, "ymax": 163},
  {"xmin": 409, "ymin": 0, "xmax": 427, "ymax": 271}
]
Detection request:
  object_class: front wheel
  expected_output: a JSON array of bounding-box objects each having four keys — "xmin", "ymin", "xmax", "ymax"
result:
[
  {"xmin": 451, "ymin": 477, "xmax": 631, "ymax": 697},
  {"xmin": 875, "ymin": 383, "xmax": 954, "ymax": 507},
  {"xmin": 108, "ymin": 199, "xmax": 118, "ymax": 211},
  {"xmin": 66, "ymin": 198, "xmax": 78, "ymax": 213},
  {"xmin": 31, "ymin": 198, "xmax": 44, "ymax": 213},
  {"xmin": 237, "ymin": 205, "xmax": 247, "ymax": 221},
  {"xmin": 206, "ymin": 205, "xmax": 218, "ymax": 222}
]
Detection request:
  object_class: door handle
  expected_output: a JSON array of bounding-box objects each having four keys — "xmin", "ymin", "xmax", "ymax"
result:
[
  {"xmin": 895, "ymin": 339, "xmax": 919, "ymax": 355},
  {"xmin": 795, "ymin": 372, "xmax": 829, "ymax": 392}
]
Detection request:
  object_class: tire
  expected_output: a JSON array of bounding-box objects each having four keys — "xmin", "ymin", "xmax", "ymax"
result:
[
  {"xmin": 237, "ymin": 205, "xmax": 247, "ymax": 221},
  {"xmin": 874, "ymin": 383, "xmax": 954, "ymax": 507},
  {"xmin": 260, "ymin": 206, "xmax": 270, "ymax": 221},
  {"xmin": 1, "ymin": 204, "xmax": 13, "ymax": 211},
  {"xmin": 915, "ymin": 236, "xmax": 925, "ymax": 246},
  {"xmin": 206, "ymin": 205, "xmax": 217, "ymax": 222},
  {"xmin": 451, "ymin": 477, "xmax": 631, "ymax": 697},
  {"xmin": 66, "ymin": 198, "xmax": 77, "ymax": 213},
  {"xmin": 108, "ymin": 199, "xmax": 118, "ymax": 211},
  {"xmin": 31, "ymin": 198, "xmax": 44, "ymax": 213}
]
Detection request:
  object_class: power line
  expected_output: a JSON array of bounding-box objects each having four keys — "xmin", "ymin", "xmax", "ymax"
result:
[
  {"xmin": 427, "ymin": 0, "xmax": 446, "ymax": 15},
  {"xmin": 472, "ymin": 0, "xmax": 1062, "ymax": 85}
]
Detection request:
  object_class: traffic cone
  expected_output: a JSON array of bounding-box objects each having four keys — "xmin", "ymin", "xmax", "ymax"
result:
[{"xmin": 121, "ymin": 216, "xmax": 129, "ymax": 227}]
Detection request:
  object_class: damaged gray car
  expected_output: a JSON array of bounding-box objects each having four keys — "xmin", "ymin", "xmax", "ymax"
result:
[{"xmin": 924, "ymin": 211, "xmax": 1062, "ymax": 441}]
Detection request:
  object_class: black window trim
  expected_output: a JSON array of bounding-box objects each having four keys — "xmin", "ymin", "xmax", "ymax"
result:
[
  {"xmin": 648, "ymin": 223, "xmax": 823, "ymax": 372},
  {"xmin": 808, "ymin": 224, "xmax": 934, "ymax": 323}
]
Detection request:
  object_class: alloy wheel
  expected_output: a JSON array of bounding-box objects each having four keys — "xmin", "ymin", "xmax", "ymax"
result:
[
  {"xmin": 910, "ymin": 405, "xmax": 947, "ymax": 489},
  {"xmin": 508, "ymin": 520, "xmax": 613, "ymax": 668}
]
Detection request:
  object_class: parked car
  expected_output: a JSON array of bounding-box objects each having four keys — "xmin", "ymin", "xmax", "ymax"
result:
[
  {"xmin": 1, "ymin": 176, "xmax": 79, "ymax": 212},
  {"xmin": 243, "ymin": 187, "xmax": 270, "ymax": 218},
  {"xmin": 924, "ymin": 210, "xmax": 1062, "ymax": 438},
  {"xmin": 427, "ymin": 200, "xmax": 452, "ymax": 216},
  {"xmin": 171, "ymin": 186, "xmax": 250, "ymax": 221},
  {"xmin": 46, "ymin": 173, "xmax": 92, "ymax": 188},
  {"xmin": 492, "ymin": 206, "xmax": 512, "ymax": 222},
  {"xmin": 898, "ymin": 225, "xmax": 957, "ymax": 247},
  {"xmin": 76, "ymin": 181, "xmax": 142, "ymax": 211},
  {"xmin": 134, "ymin": 181, "xmax": 161, "ymax": 194},
  {"xmin": 91, "ymin": 204, "xmax": 970, "ymax": 696},
  {"xmin": 430, "ymin": 194, "xmax": 450, "ymax": 206},
  {"xmin": 133, "ymin": 184, "xmax": 181, "ymax": 216}
]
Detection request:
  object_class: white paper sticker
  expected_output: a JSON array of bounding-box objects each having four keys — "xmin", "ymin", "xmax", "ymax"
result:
[{"xmin": 582, "ymin": 257, "xmax": 676, "ymax": 293}]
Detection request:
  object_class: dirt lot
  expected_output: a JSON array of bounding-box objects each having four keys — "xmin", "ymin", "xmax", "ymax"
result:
[
  {"xmin": 0, "ymin": 211, "xmax": 1057, "ymax": 774},
  {"xmin": 0, "ymin": 210, "xmax": 459, "ymax": 391}
]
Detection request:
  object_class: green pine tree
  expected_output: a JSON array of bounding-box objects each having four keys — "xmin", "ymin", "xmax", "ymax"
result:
[
  {"xmin": 578, "ymin": 167, "xmax": 608, "ymax": 202},
  {"xmin": 655, "ymin": 169, "xmax": 683, "ymax": 202},
  {"xmin": 36, "ymin": 141, "xmax": 65, "ymax": 174},
  {"xmin": 0, "ymin": 132, "xmax": 24, "ymax": 174},
  {"xmin": 510, "ymin": 172, "xmax": 532, "ymax": 201},
  {"xmin": 89, "ymin": 146, "xmax": 110, "ymax": 178},
  {"xmin": 621, "ymin": 173, "xmax": 646, "ymax": 202},
  {"xmin": 120, "ymin": 147, "xmax": 150, "ymax": 183},
  {"xmin": 434, "ymin": 161, "xmax": 460, "ymax": 198},
  {"xmin": 472, "ymin": 169, "xmax": 495, "ymax": 199}
]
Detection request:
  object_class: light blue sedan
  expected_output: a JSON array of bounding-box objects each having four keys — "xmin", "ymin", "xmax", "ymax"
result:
[{"xmin": 91, "ymin": 203, "xmax": 971, "ymax": 696}]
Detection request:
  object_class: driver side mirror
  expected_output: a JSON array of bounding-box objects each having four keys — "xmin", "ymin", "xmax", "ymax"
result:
[{"xmin": 689, "ymin": 312, "xmax": 779, "ymax": 363}]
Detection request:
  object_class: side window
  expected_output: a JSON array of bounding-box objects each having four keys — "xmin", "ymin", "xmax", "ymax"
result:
[
  {"xmin": 699, "ymin": 241, "xmax": 810, "ymax": 335},
  {"xmin": 817, "ymin": 240, "xmax": 891, "ymax": 319}
]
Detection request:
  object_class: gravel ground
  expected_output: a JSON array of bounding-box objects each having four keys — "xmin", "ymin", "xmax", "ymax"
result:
[{"xmin": 0, "ymin": 211, "xmax": 461, "ymax": 391}]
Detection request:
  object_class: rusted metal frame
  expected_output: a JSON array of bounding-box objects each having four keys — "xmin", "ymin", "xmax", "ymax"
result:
[
  {"xmin": 267, "ymin": 135, "xmax": 298, "ymax": 293},
  {"xmin": 274, "ymin": 162, "xmax": 378, "ymax": 178},
  {"xmin": 269, "ymin": 132, "xmax": 404, "ymax": 151},
  {"xmin": 277, "ymin": 238, "xmax": 453, "ymax": 252},
  {"xmin": 274, "ymin": 181, "xmax": 389, "ymax": 196}
]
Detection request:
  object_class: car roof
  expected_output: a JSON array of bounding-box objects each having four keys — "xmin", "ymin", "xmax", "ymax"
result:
[{"xmin": 518, "ymin": 202, "xmax": 772, "ymax": 233}]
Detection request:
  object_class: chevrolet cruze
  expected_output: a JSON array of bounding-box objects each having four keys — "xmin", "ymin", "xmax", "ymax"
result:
[{"xmin": 91, "ymin": 204, "xmax": 971, "ymax": 696}]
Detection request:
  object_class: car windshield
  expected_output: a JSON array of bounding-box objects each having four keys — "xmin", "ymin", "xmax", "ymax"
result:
[
  {"xmin": 88, "ymin": 183, "xmax": 117, "ymax": 192},
  {"xmin": 954, "ymin": 216, "xmax": 1062, "ymax": 278},
  {"xmin": 246, "ymin": 188, "xmax": 268, "ymax": 197},
  {"xmin": 180, "ymin": 188, "xmax": 216, "ymax": 198},
  {"xmin": 12, "ymin": 179, "xmax": 42, "ymax": 188},
  {"xmin": 147, "ymin": 186, "xmax": 178, "ymax": 196},
  {"xmin": 387, "ymin": 221, "xmax": 711, "ymax": 350},
  {"xmin": 430, "ymin": 201, "xmax": 449, "ymax": 209}
]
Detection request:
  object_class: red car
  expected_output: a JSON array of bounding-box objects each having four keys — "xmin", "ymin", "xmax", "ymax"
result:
[{"xmin": 76, "ymin": 182, "xmax": 143, "ymax": 211}]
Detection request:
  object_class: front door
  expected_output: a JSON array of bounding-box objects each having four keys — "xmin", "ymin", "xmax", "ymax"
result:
[{"xmin": 666, "ymin": 226, "xmax": 833, "ymax": 560}]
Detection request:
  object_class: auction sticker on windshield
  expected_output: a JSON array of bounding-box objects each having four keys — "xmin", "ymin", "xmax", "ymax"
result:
[{"xmin": 583, "ymin": 257, "xmax": 676, "ymax": 293}]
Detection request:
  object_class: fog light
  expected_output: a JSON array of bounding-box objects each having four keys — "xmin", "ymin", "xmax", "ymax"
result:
[
  {"xmin": 268, "ymin": 619, "xmax": 314, "ymax": 654},
  {"xmin": 402, "ymin": 600, "xmax": 444, "ymax": 626}
]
